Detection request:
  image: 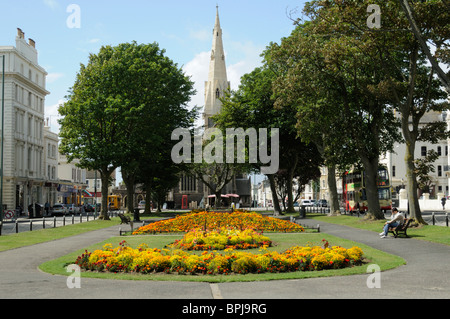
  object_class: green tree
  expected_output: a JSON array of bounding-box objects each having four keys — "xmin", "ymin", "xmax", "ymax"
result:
[
  {"xmin": 215, "ymin": 66, "xmax": 322, "ymax": 214},
  {"xmin": 271, "ymin": 6, "xmax": 403, "ymax": 219},
  {"xmin": 59, "ymin": 42, "xmax": 195, "ymax": 219}
]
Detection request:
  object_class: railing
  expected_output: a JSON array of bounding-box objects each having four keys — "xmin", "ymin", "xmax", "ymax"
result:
[{"xmin": 0, "ymin": 210, "xmax": 123, "ymax": 236}]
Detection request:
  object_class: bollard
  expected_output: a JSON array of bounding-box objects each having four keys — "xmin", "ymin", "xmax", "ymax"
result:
[
  {"xmin": 16, "ymin": 221, "xmax": 19, "ymax": 233},
  {"xmin": 30, "ymin": 220, "xmax": 33, "ymax": 231},
  {"xmin": 446, "ymin": 213, "xmax": 449, "ymax": 227},
  {"xmin": 63, "ymin": 215, "xmax": 66, "ymax": 226},
  {"xmin": 43, "ymin": 217, "xmax": 46, "ymax": 229},
  {"xmin": 0, "ymin": 221, "xmax": 2, "ymax": 236},
  {"xmin": 317, "ymin": 224, "xmax": 320, "ymax": 233},
  {"xmin": 72, "ymin": 215, "xmax": 74, "ymax": 225},
  {"xmin": 432, "ymin": 212, "xmax": 435, "ymax": 226}
]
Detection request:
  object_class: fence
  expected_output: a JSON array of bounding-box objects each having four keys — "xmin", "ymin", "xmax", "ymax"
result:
[
  {"xmin": 0, "ymin": 210, "xmax": 123, "ymax": 236},
  {"xmin": 302, "ymin": 206, "xmax": 450, "ymax": 227}
]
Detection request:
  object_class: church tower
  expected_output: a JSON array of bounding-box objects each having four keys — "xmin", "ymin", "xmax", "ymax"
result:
[{"xmin": 203, "ymin": 6, "xmax": 230, "ymax": 128}]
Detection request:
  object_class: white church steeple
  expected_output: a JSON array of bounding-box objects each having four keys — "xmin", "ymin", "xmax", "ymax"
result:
[{"xmin": 204, "ymin": 6, "xmax": 230, "ymax": 128}]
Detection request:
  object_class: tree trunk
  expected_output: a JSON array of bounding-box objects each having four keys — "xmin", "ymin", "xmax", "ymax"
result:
[
  {"xmin": 268, "ymin": 174, "xmax": 282, "ymax": 215},
  {"xmin": 285, "ymin": 154, "xmax": 298, "ymax": 214},
  {"xmin": 361, "ymin": 156, "xmax": 384, "ymax": 219},
  {"xmin": 327, "ymin": 163, "xmax": 341, "ymax": 215},
  {"xmin": 99, "ymin": 170, "xmax": 111, "ymax": 220},
  {"xmin": 122, "ymin": 171, "xmax": 135, "ymax": 214},
  {"xmin": 404, "ymin": 141, "xmax": 427, "ymax": 224}
]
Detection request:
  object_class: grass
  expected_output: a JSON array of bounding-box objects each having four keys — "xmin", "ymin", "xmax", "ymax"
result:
[
  {"xmin": 0, "ymin": 218, "xmax": 121, "ymax": 252},
  {"xmin": 308, "ymin": 213, "xmax": 450, "ymax": 246},
  {"xmin": 39, "ymin": 232, "xmax": 405, "ymax": 283}
]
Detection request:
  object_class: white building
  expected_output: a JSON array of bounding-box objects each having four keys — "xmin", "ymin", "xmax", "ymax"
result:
[
  {"xmin": 0, "ymin": 28, "xmax": 49, "ymax": 215},
  {"xmin": 381, "ymin": 111, "xmax": 449, "ymax": 198},
  {"xmin": 57, "ymin": 154, "xmax": 87, "ymax": 205},
  {"xmin": 42, "ymin": 123, "xmax": 59, "ymax": 205}
]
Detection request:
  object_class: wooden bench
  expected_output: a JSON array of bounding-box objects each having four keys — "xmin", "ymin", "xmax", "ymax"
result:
[{"xmin": 388, "ymin": 218, "xmax": 412, "ymax": 238}]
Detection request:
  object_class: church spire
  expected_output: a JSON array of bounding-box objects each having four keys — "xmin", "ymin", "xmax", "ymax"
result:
[{"xmin": 204, "ymin": 6, "xmax": 230, "ymax": 128}]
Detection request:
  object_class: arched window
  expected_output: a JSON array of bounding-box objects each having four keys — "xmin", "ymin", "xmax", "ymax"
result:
[{"xmin": 216, "ymin": 88, "xmax": 220, "ymax": 99}]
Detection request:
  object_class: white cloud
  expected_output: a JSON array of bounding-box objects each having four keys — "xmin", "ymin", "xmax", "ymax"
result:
[
  {"xmin": 46, "ymin": 73, "xmax": 64, "ymax": 84},
  {"xmin": 189, "ymin": 28, "xmax": 210, "ymax": 42},
  {"xmin": 43, "ymin": 0, "xmax": 59, "ymax": 10},
  {"xmin": 44, "ymin": 99, "xmax": 65, "ymax": 133},
  {"xmin": 183, "ymin": 51, "xmax": 210, "ymax": 110}
]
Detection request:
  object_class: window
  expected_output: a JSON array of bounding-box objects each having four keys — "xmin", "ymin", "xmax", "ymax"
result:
[
  {"xmin": 392, "ymin": 166, "xmax": 396, "ymax": 177},
  {"xmin": 216, "ymin": 88, "xmax": 220, "ymax": 99},
  {"xmin": 181, "ymin": 175, "xmax": 197, "ymax": 192},
  {"xmin": 438, "ymin": 165, "xmax": 442, "ymax": 177},
  {"xmin": 438, "ymin": 146, "xmax": 442, "ymax": 156},
  {"xmin": 421, "ymin": 146, "xmax": 427, "ymax": 157}
]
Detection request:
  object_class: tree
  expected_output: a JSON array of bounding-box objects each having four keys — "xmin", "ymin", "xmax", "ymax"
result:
[
  {"xmin": 270, "ymin": 15, "xmax": 401, "ymax": 219},
  {"xmin": 294, "ymin": 0, "xmax": 449, "ymax": 223},
  {"xmin": 215, "ymin": 66, "xmax": 322, "ymax": 214},
  {"xmin": 59, "ymin": 42, "xmax": 196, "ymax": 219}
]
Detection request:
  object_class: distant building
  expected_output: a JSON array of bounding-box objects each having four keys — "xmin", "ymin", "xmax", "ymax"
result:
[{"xmin": 0, "ymin": 28, "xmax": 50, "ymax": 215}]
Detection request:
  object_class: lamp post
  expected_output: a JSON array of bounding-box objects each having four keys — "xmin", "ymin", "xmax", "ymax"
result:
[{"xmin": 0, "ymin": 55, "xmax": 5, "ymax": 222}]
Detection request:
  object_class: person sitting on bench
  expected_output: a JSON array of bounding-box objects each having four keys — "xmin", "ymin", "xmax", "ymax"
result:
[{"xmin": 380, "ymin": 207, "xmax": 404, "ymax": 238}]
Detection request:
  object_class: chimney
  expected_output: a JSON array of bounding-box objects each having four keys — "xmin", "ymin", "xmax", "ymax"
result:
[
  {"xmin": 17, "ymin": 28, "xmax": 25, "ymax": 39},
  {"xmin": 28, "ymin": 38, "xmax": 36, "ymax": 48}
]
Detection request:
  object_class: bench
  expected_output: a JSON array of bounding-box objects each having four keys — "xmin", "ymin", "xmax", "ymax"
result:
[
  {"xmin": 388, "ymin": 218, "xmax": 412, "ymax": 238},
  {"xmin": 118, "ymin": 213, "xmax": 131, "ymax": 225}
]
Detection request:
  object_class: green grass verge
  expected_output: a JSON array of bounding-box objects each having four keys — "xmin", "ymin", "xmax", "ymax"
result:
[
  {"xmin": 0, "ymin": 219, "xmax": 121, "ymax": 252},
  {"xmin": 308, "ymin": 214, "xmax": 450, "ymax": 246},
  {"xmin": 39, "ymin": 232, "xmax": 405, "ymax": 283}
]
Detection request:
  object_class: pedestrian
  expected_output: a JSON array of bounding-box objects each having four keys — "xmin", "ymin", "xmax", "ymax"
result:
[
  {"xmin": 441, "ymin": 197, "xmax": 446, "ymax": 210},
  {"xmin": 379, "ymin": 207, "xmax": 404, "ymax": 238}
]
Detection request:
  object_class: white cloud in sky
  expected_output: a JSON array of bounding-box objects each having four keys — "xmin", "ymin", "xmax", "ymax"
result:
[
  {"xmin": 46, "ymin": 72, "xmax": 64, "ymax": 84},
  {"xmin": 43, "ymin": 0, "xmax": 59, "ymax": 10},
  {"xmin": 45, "ymin": 99, "xmax": 65, "ymax": 133}
]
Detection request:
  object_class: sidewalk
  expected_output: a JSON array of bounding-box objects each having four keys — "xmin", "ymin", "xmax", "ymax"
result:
[{"xmin": 0, "ymin": 218, "xmax": 449, "ymax": 299}]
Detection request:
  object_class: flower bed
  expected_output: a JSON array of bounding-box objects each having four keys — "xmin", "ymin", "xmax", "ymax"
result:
[
  {"xmin": 132, "ymin": 211, "xmax": 304, "ymax": 235},
  {"xmin": 74, "ymin": 240, "xmax": 364, "ymax": 275},
  {"xmin": 167, "ymin": 227, "xmax": 272, "ymax": 251}
]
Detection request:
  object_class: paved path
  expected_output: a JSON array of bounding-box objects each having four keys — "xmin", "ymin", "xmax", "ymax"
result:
[{"xmin": 0, "ymin": 219, "xmax": 449, "ymax": 299}]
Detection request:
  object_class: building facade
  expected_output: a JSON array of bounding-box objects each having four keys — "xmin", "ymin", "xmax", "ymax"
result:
[{"xmin": 0, "ymin": 28, "xmax": 50, "ymax": 216}]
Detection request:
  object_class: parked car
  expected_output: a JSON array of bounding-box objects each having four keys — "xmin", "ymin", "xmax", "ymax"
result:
[
  {"xmin": 138, "ymin": 200, "xmax": 146, "ymax": 210},
  {"xmin": 318, "ymin": 199, "xmax": 328, "ymax": 207},
  {"xmin": 51, "ymin": 204, "xmax": 68, "ymax": 216},
  {"xmin": 301, "ymin": 199, "xmax": 313, "ymax": 206},
  {"xmin": 66, "ymin": 204, "xmax": 81, "ymax": 215}
]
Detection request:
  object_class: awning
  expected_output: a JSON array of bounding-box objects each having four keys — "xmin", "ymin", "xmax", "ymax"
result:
[
  {"xmin": 83, "ymin": 189, "xmax": 93, "ymax": 197},
  {"xmin": 226, "ymin": 194, "xmax": 240, "ymax": 198}
]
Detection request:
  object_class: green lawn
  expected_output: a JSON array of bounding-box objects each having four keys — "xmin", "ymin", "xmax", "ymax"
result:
[
  {"xmin": 39, "ymin": 232, "xmax": 405, "ymax": 283},
  {"xmin": 0, "ymin": 219, "xmax": 121, "ymax": 252},
  {"xmin": 308, "ymin": 213, "xmax": 450, "ymax": 246}
]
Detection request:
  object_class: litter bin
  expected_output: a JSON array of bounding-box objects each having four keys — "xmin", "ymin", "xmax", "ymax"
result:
[
  {"xmin": 300, "ymin": 205, "xmax": 306, "ymax": 219},
  {"xmin": 133, "ymin": 208, "xmax": 140, "ymax": 222}
]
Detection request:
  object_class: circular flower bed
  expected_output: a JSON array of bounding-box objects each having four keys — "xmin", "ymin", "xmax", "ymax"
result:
[
  {"xmin": 167, "ymin": 227, "xmax": 272, "ymax": 251},
  {"xmin": 132, "ymin": 211, "xmax": 304, "ymax": 235},
  {"xmin": 74, "ymin": 240, "xmax": 364, "ymax": 275}
]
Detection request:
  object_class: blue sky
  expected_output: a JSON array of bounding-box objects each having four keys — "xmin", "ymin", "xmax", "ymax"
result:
[{"xmin": 1, "ymin": 0, "xmax": 306, "ymax": 133}]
